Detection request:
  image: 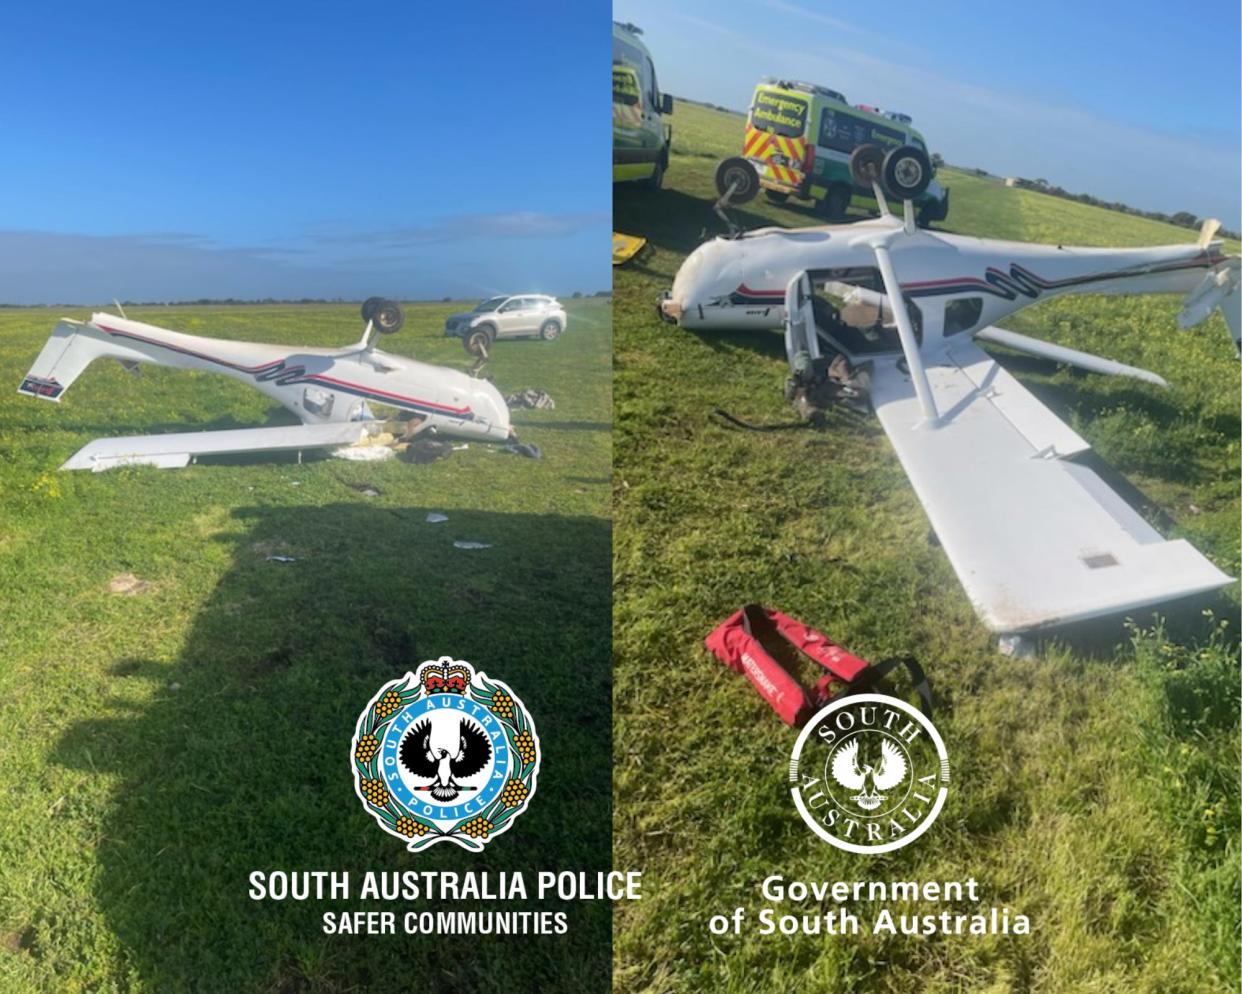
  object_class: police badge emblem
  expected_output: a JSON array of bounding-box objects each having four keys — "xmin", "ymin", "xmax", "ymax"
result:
[{"xmin": 351, "ymin": 657, "xmax": 540, "ymax": 852}]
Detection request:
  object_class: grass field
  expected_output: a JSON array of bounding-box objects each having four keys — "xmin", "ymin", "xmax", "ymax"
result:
[
  {"xmin": 0, "ymin": 298, "xmax": 612, "ymax": 992},
  {"xmin": 613, "ymin": 101, "xmax": 1240, "ymax": 993}
]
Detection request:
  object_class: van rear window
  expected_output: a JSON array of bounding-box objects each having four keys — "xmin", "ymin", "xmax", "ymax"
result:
[
  {"xmin": 818, "ymin": 110, "xmax": 905, "ymax": 154},
  {"xmin": 750, "ymin": 90, "xmax": 807, "ymax": 138}
]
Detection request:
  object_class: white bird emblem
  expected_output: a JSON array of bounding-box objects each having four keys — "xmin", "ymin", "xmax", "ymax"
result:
[{"xmin": 831, "ymin": 738, "xmax": 907, "ymax": 811}]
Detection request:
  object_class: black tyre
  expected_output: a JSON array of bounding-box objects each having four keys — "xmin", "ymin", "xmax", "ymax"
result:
[
  {"xmin": 714, "ymin": 156, "xmax": 759, "ymax": 203},
  {"xmin": 848, "ymin": 144, "xmax": 885, "ymax": 188},
  {"xmin": 882, "ymin": 145, "xmax": 932, "ymax": 200},
  {"xmin": 539, "ymin": 319, "xmax": 562, "ymax": 341},
  {"xmin": 464, "ymin": 325, "xmax": 494, "ymax": 357},
  {"xmin": 373, "ymin": 299, "xmax": 405, "ymax": 334},
  {"xmin": 646, "ymin": 151, "xmax": 667, "ymax": 190},
  {"xmin": 819, "ymin": 184, "xmax": 852, "ymax": 221},
  {"xmin": 764, "ymin": 189, "xmax": 789, "ymax": 204},
  {"xmin": 361, "ymin": 296, "xmax": 385, "ymax": 323}
]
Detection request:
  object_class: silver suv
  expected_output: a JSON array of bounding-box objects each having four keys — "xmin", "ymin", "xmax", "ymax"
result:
[{"xmin": 444, "ymin": 294, "xmax": 568, "ymax": 354}]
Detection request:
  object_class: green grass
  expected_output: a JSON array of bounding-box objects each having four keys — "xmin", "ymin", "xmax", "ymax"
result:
[
  {"xmin": 613, "ymin": 101, "xmax": 1239, "ymax": 993},
  {"xmin": 0, "ymin": 298, "xmax": 612, "ymax": 992}
]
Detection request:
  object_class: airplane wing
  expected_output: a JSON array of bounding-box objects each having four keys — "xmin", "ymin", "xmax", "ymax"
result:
[
  {"xmin": 868, "ymin": 338, "xmax": 1233, "ymax": 633},
  {"xmin": 60, "ymin": 423, "xmax": 370, "ymax": 472}
]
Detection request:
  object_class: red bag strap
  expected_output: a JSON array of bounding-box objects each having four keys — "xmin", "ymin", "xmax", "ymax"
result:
[{"xmin": 706, "ymin": 605, "xmax": 934, "ymax": 724}]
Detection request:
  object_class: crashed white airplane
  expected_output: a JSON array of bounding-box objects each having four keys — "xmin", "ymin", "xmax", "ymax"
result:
[
  {"xmin": 660, "ymin": 145, "xmax": 1238, "ymax": 648},
  {"xmin": 19, "ymin": 297, "xmax": 515, "ymax": 471}
]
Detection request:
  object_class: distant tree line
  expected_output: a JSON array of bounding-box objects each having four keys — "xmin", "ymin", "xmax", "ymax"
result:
[
  {"xmin": 0, "ymin": 291, "xmax": 614, "ymax": 307},
  {"xmin": 1007, "ymin": 176, "xmax": 1239, "ymax": 238}
]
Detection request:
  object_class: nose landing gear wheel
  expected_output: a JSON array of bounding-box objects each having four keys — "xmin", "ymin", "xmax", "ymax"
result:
[
  {"xmin": 465, "ymin": 328, "xmax": 493, "ymax": 358},
  {"xmin": 714, "ymin": 156, "xmax": 760, "ymax": 204}
]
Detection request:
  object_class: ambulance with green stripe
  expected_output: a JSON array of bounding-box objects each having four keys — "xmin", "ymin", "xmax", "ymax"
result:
[
  {"xmin": 743, "ymin": 78, "xmax": 949, "ymax": 226},
  {"xmin": 613, "ymin": 21, "xmax": 673, "ymax": 188}
]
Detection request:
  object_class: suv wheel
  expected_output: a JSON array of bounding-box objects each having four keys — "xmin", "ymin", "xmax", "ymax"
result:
[{"xmin": 539, "ymin": 319, "xmax": 562, "ymax": 341}]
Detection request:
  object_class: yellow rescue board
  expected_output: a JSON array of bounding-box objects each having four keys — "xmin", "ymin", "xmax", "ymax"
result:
[{"xmin": 612, "ymin": 231, "xmax": 647, "ymax": 266}]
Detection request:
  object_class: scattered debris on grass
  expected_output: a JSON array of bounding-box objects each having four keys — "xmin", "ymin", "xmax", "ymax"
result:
[
  {"xmin": 342, "ymin": 481, "xmax": 381, "ymax": 497},
  {"xmin": 332, "ymin": 445, "xmax": 396, "ymax": 462},
  {"xmin": 505, "ymin": 389, "xmax": 556, "ymax": 410},
  {"xmin": 500, "ymin": 442, "xmax": 543, "ymax": 459},
  {"xmin": 404, "ymin": 440, "xmax": 454, "ymax": 464},
  {"xmin": 265, "ymin": 555, "xmax": 297, "ymax": 563},
  {"xmin": 108, "ymin": 573, "xmax": 152, "ymax": 596},
  {"xmin": 453, "ymin": 541, "xmax": 493, "ymax": 550},
  {"xmin": 425, "ymin": 512, "xmax": 448, "ymax": 523}
]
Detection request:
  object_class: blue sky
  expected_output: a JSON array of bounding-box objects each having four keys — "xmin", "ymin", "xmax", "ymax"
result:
[
  {"xmin": 616, "ymin": 0, "xmax": 1241, "ymax": 225},
  {"xmin": 0, "ymin": 1, "xmax": 610, "ymax": 303}
]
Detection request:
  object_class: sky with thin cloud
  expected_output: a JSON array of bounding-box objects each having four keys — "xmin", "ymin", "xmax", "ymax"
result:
[
  {"xmin": 617, "ymin": 0, "xmax": 1240, "ymax": 226},
  {"xmin": 0, "ymin": 2, "xmax": 609, "ymax": 304}
]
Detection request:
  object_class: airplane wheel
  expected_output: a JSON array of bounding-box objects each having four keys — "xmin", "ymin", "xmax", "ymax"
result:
[
  {"xmin": 373, "ymin": 299, "xmax": 405, "ymax": 334},
  {"xmin": 465, "ymin": 326, "xmax": 494, "ymax": 356},
  {"xmin": 361, "ymin": 296, "xmax": 385, "ymax": 323},
  {"xmin": 647, "ymin": 150, "xmax": 667, "ymax": 190},
  {"xmin": 848, "ymin": 144, "xmax": 885, "ymax": 188},
  {"xmin": 882, "ymin": 145, "xmax": 932, "ymax": 200},
  {"xmin": 715, "ymin": 157, "xmax": 759, "ymax": 203}
]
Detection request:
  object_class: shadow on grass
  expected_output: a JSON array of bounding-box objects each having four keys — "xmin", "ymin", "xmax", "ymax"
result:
[
  {"xmin": 53, "ymin": 503, "xmax": 612, "ymax": 994},
  {"xmin": 1024, "ymin": 588, "xmax": 1240, "ymax": 659},
  {"xmin": 614, "ymin": 187, "xmax": 775, "ymax": 257},
  {"xmin": 513, "ymin": 421, "xmax": 612, "ymax": 433}
]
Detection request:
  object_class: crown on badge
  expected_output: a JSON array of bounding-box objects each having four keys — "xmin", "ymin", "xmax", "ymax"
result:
[{"xmin": 420, "ymin": 662, "xmax": 470, "ymax": 694}]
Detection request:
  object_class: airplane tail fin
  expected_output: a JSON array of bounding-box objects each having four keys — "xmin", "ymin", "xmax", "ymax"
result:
[
  {"xmin": 1177, "ymin": 256, "xmax": 1241, "ymax": 350},
  {"xmin": 18, "ymin": 320, "xmax": 117, "ymax": 401}
]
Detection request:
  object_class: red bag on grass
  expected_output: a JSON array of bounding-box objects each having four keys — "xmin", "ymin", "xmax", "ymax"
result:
[{"xmin": 705, "ymin": 604, "xmax": 933, "ymax": 726}]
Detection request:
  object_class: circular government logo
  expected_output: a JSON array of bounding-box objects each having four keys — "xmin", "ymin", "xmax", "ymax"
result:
[
  {"xmin": 789, "ymin": 694, "xmax": 949, "ymax": 854},
  {"xmin": 351, "ymin": 657, "xmax": 539, "ymax": 852}
]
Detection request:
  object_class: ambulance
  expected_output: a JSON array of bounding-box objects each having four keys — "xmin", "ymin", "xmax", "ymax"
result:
[
  {"xmin": 613, "ymin": 22, "xmax": 673, "ymax": 189},
  {"xmin": 742, "ymin": 78, "xmax": 949, "ymax": 225}
]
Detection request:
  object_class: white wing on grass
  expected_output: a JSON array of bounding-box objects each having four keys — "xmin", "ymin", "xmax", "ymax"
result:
[
  {"xmin": 59, "ymin": 423, "xmax": 369, "ymax": 472},
  {"xmin": 868, "ymin": 338, "xmax": 1232, "ymax": 633}
]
